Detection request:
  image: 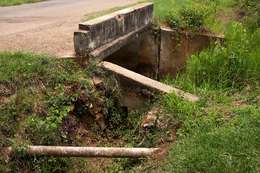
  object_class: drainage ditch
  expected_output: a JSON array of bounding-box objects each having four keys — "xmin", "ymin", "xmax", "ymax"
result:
[{"xmin": 73, "ymin": 1, "xmax": 222, "ymax": 138}]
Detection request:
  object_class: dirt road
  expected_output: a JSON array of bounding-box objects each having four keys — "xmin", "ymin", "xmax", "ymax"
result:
[{"xmin": 0, "ymin": 0, "xmax": 139, "ymax": 56}]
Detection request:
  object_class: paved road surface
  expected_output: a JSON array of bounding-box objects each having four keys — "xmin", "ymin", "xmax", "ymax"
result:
[{"xmin": 0, "ymin": 0, "xmax": 139, "ymax": 56}]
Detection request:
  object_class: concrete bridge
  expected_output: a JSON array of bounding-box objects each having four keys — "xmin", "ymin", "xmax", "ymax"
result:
[
  {"xmin": 74, "ymin": 2, "xmax": 153, "ymax": 60},
  {"xmin": 73, "ymin": 2, "xmax": 223, "ymax": 102}
]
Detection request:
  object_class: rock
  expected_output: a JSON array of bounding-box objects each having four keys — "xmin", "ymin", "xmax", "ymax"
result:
[
  {"xmin": 141, "ymin": 114, "xmax": 157, "ymax": 128},
  {"xmin": 92, "ymin": 76, "xmax": 103, "ymax": 87},
  {"xmin": 141, "ymin": 107, "xmax": 159, "ymax": 128},
  {"xmin": 95, "ymin": 113, "xmax": 106, "ymax": 130}
]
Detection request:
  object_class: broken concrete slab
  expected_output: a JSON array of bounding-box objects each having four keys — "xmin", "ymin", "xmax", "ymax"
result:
[
  {"xmin": 74, "ymin": 2, "xmax": 153, "ymax": 56},
  {"xmin": 100, "ymin": 61, "xmax": 199, "ymax": 102}
]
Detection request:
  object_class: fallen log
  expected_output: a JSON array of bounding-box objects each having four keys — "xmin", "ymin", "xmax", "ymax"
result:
[{"xmin": 5, "ymin": 146, "xmax": 160, "ymax": 158}]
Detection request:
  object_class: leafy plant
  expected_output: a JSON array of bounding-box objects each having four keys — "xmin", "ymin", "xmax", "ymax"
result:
[
  {"xmin": 166, "ymin": 5, "xmax": 206, "ymax": 30},
  {"xmin": 179, "ymin": 7, "xmax": 205, "ymax": 30}
]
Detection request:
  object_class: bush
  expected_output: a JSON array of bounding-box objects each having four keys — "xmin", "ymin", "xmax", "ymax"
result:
[
  {"xmin": 238, "ymin": 0, "xmax": 260, "ymax": 31},
  {"xmin": 166, "ymin": 11, "xmax": 181, "ymax": 29},
  {"xmin": 166, "ymin": 6, "xmax": 206, "ymax": 30},
  {"xmin": 179, "ymin": 7, "xmax": 205, "ymax": 30}
]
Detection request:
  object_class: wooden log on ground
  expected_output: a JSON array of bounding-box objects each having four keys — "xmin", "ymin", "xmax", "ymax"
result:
[{"xmin": 5, "ymin": 146, "xmax": 160, "ymax": 158}]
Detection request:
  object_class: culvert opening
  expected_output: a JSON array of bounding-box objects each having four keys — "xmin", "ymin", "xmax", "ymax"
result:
[
  {"xmin": 102, "ymin": 31, "xmax": 159, "ymax": 110},
  {"xmin": 71, "ymin": 0, "xmax": 216, "ymax": 155},
  {"xmin": 103, "ymin": 29, "xmax": 159, "ymax": 80}
]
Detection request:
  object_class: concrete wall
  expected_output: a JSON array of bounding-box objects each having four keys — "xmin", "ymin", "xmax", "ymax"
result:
[
  {"xmin": 105, "ymin": 27, "xmax": 223, "ymax": 79},
  {"xmin": 74, "ymin": 2, "xmax": 153, "ymax": 57},
  {"xmin": 159, "ymin": 27, "xmax": 224, "ymax": 78},
  {"xmin": 73, "ymin": 3, "xmax": 223, "ymax": 79}
]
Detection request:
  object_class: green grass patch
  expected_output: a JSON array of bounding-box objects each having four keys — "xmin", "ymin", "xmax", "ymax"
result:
[
  {"xmin": 181, "ymin": 23, "xmax": 260, "ymax": 89},
  {"xmin": 165, "ymin": 106, "xmax": 260, "ymax": 173},
  {"xmin": 154, "ymin": 0, "xmax": 259, "ymax": 33},
  {"xmin": 0, "ymin": 0, "xmax": 44, "ymax": 6},
  {"xmin": 0, "ymin": 52, "xmax": 124, "ymax": 172},
  {"xmin": 0, "ymin": 52, "xmax": 87, "ymax": 172},
  {"xmin": 162, "ymin": 23, "xmax": 260, "ymax": 92},
  {"xmin": 156, "ymin": 21, "xmax": 260, "ymax": 173},
  {"xmin": 81, "ymin": 0, "xmax": 150, "ymax": 22}
]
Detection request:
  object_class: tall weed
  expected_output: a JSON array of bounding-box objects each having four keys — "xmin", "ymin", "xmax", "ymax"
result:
[{"xmin": 183, "ymin": 23, "xmax": 260, "ymax": 88}]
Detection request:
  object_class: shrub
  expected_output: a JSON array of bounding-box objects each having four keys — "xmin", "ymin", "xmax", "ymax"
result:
[
  {"xmin": 179, "ymin": 7, "xmax": 205, "ymax": 30},
  {"xmin": 166, "ymin": 11, "xmax": 181, "ymax": 29},
  {"xmin": 166, "ymin": 6, "xmax": 206, "ymax": 30}
]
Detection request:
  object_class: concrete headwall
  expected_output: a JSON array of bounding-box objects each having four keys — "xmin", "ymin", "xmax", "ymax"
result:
[
  {"xmin": 104, "ymin": 27, "xmax": 223, "ymax": 79},
  {"xmin": 74, "ymin": 2, "xmax": 153, "ymax": 57},
  {"xmin": 74, "ymin": 3, "xmax": 224, "ymax": 79},
  {"xmin": 159, "ymin": 27, "xmax": 224, "ymax": 78}
]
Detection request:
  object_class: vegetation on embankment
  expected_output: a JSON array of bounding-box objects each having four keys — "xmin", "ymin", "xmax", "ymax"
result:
[
  {"xmin": 0, "ymin": 0, "xmax": 44, "ymax": 6},
  {"xmin": 147, "ymin": 5, "xmax": 260, "ymax": 171},
  {"xmin": 154, "ymin": 23, "xmax": 260, "ymax": 172},
  {"xmin": 0, "ymin": 52, "xmax": 170, "ymax": 172},
  {"xmin": 103, "ymin": 22, "xmax": 260, "ymax": 172},
  {"xmin": 0, "ymin": 52, "xmax": 126, "ymax": 172},
  {"xmin": 154, "ymin": 0, "xmax": 259, "ymax": 33},
  {"xmin": 0, "ymin": 0, "xmax": 259, "ymax": 172}
]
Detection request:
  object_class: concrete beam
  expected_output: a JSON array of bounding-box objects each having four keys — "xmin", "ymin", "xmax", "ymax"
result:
[{"xmin": 101, "ymin": 61, "xmax": 199, "ymax": 102}]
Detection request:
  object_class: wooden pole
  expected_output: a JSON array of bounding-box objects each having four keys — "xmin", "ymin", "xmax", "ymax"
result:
[{"xmin": 5, "ymin": 146, "xmax": 160, "ymax": 158}]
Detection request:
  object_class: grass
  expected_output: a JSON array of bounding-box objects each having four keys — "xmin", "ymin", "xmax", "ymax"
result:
[
  {"xmin": 160, "ymin": 85, "xmax": 260, "ymax": 173},
  {"xmin": 0, "ymin": 52, "xmax": 90, "ymax": 172},
  {"xmin": 0, "ymin": 0, "xmax": 44, "ymax": 6},
  {"xmin": 0, "ymin": 0, "xmax": 259, "ymax": 172},
  {"xmin": 182, "ymin": 23, "xmax": 260, "ymax": 89},
  {"xmin": 81, "ymin": 0, "xmax": 150, "ymax": 22},
  {"xmin": 153, "ymin": 0, "xmax": 259, "ymax": 33},
  {"xmin": 164, "ymin": 103, "xmax": 260, "ymax": 173},
  {"xmin": 0, "ymin": 52, "xmax": 163, "ymax": 172},
  {"xmin": 0, "ymin": 52, "xmax": 126, "ymax": 172},
  {"xmin": 154, "ymin": 21, "xmax": 260, "ymax": 172}
]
